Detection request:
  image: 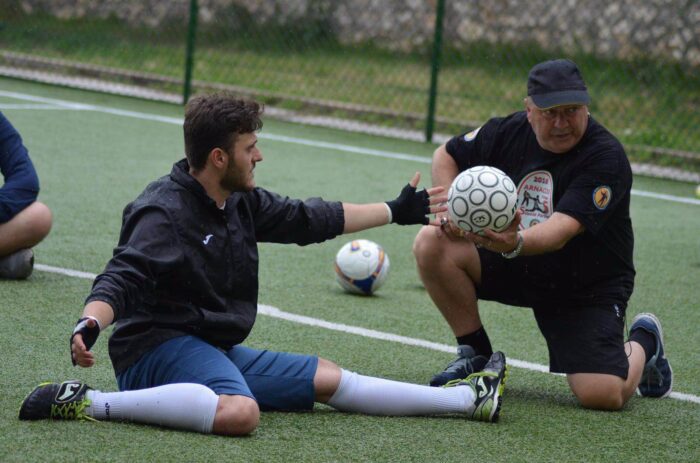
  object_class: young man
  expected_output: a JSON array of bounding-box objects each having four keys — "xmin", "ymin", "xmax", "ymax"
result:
[
  {"xmin": 0, "ymin": 112, "xmax": 52, "ymax": 279},
  {"xmin": 19, "ymin": 94, "xmax": 507, "ymax": 435},
  {"xmin": 413, "ymin": 59, "xmax": 672, "ymax": 410}
]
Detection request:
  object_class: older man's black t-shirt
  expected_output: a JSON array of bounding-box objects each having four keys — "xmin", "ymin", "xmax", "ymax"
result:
[{"xmin": 445, "ymin": 111, "xmax": 635, "ymax": 308}]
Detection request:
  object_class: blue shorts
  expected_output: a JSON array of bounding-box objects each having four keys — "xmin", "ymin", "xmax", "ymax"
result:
[{"xmin": 116, "ymin": 336, "xmax": 319, "ymax": 411}]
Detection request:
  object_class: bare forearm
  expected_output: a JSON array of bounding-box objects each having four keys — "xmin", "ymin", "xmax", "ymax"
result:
[
  {"xmin": 472, "ymin": 212, "xmax": 585, "ymax": 256},
  {"xmin": 82, "ymin": 300, "xmax": 115, "ymax": 329},
  {"xmin": 342, "ymin": 203, "xmax": 390, "ymax": 234},
  {"xmin": 520, "ymin": 212, "xmax": 584, "ymax": 256}
]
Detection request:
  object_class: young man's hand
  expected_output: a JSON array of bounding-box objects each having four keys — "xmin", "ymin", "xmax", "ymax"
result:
[{"xmin": 386, "ymin": 172, "xmax": 447, "ymax": 225}]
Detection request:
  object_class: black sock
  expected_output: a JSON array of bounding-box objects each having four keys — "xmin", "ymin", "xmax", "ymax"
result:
[
  {"xmin": 629, "ymin": 328, "xmax": 656, "ymax": 362},
  {"xmin": 456, "ymin": 327, "xmax": 493, "ymax": 357}
]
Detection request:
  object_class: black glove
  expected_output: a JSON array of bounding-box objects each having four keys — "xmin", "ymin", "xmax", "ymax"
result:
[
  {"xmin": 386, "ymin": 183, "xmax": 430, "ymax": 225},
  {"xmin": 70, "ymin": 317, "xmax": 100, "ymax": 366}
]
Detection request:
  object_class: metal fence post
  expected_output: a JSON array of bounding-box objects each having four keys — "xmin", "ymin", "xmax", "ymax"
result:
[
  {"xmin": 425, "ymin": 0, "xmax": 446, "ymax": 143},
  {"xmin": 183, "ymin": 0, "xmax": 199, "ymax": 105}
]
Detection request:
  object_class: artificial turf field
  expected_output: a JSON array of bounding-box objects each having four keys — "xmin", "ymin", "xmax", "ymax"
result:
[{"xmin": 0, "ymin": 77, "xmax": 698, "ymax": 462}]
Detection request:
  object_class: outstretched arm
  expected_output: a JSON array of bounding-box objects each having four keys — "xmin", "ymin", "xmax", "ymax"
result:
[{"xmin": 342, "ymin": 172, "xmax": 447, "ymax": 233}]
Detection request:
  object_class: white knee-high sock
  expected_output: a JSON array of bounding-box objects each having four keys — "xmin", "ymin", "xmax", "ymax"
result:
[
  {"xmin": 85, "ymin": 383, "xmax": 219, "ymax": 433},
  {"xmin": 326, "ymin": 370, "xmax": 476, "ymax": 416}
]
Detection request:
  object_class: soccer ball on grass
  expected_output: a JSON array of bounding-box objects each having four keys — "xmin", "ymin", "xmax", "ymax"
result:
[
  {"xmin": 447, "ymin": 166, "xmax": 518, "ymax": 234},
  {"xmin": 334, "ymin": 239, "xmax": 390, "ymax": 295}
]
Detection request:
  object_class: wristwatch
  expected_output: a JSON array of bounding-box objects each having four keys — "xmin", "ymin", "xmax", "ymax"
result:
[{"xmin": 501, "ymin": 232, "xmax": 524, "ymax": 259}]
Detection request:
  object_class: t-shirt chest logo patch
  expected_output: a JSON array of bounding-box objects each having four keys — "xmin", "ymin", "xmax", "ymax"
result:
[
  {"xmin": 517, "ymin": 170, "xmax": 553, "ymax": 229},
  {"xmin": 593, "ymin": 186, "xmax": 612, "ymax": 210}
]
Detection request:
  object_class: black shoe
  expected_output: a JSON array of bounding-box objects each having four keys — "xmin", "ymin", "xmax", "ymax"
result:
[
  {"xmin": 630, "ymin": 313, "xmax": 673, "ymax": 398},
  {"xmin": 430, "ymin": 345, "xmax": 488, "ymax": 386},
  {"xmin": 0, "ymin": 248, "xmax": 34, "ymax": 279},
  {"xmin": 19, "ymin": 381, "xmax": 94, "ymax": 421},
  {"xmin": 444, "ymin": 351, "xmax": 508, "ymax": 422}
]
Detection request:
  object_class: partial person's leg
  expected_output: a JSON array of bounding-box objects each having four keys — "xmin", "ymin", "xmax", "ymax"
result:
[
  {"xmin": 320, "ymin": 353, "xmax": 508, "ymax": 422},
  {"xmin": 413, "ymin": 225, "xmax": 484, "ymax": 336},
  {"xmin": 313, "ymin": 357, "xmax": 342, "ymax": 403},
  {"xmin": 227, "ymin": 345, "xmax": 319, "ymax": 412},
  {"xmin": 413, "ymin": 226, "xmax": 495, "ymax": 384},
  {"xmin": 0, "ymin": 201, "xmax": 52, "ymax": 255},
  {"xmin": 0, "ymin": 202, "xmax": 52, "ymax": 279},
  {"xmin": 535, "ymin": 304, "xmax": 642, "ymax": 410},
  {"xmin": 572, "ymin": 313, "xmax": 674, "ymax": 408},
  {"xmin": 89, "ymin": 383, "xmax": 222, "ymax": 432},
  {"xmin": 567, "ymin": 340, "xmax": 645, "ymax": 410},
  {"xmin": 19, "ymin": 380, "xmax": 223, "ymax": 433},
  {"xmin": 116, "ymin": 336, "xmax": 260, "ymax": 435},
  {"xmin": 226, "ymin": 345, "xmax": 507, "ymax": 421},
  {"xmin": 19, "ymin": 336, "xmax": 259, "ymax": 436}
]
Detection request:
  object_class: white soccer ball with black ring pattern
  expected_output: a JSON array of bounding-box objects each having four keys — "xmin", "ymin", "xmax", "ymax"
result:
[
  {"xmin": 447, "ymin": 166, "xmax": 518, "ymax": 234},
  {"xmin": 334, "ymin": 239, "xmax": 390, "ymax": 296}
]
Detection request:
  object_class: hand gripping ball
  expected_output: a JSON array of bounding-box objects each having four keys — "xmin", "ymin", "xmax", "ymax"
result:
[{"xmin": 447, "ymin": 166, "xmax": 518, "ymax": 233}]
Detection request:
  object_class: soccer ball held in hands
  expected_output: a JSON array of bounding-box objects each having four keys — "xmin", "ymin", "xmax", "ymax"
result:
[{"xmin": 447, "ymin": 166, "xmax": 518, "ymax": 234}]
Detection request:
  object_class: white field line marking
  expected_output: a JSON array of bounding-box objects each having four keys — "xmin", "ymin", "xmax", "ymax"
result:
[
  {"xmin": 34, "ymin": 263, "xmax": 700, "ymax": 404},
  {"xmin": 35, "ymin": 263, "xmax": 98, "ymax": 280},
  {"xmin": 630, "ymin": 189, "xmax": 700, "ymax": 206},
  {"xmin": 0, "ymin": 103, "xmax": 69, "ymax": 110},
  {"xmin": 1, "ymin": 89, "xmax": 699, "ymax": 206}
]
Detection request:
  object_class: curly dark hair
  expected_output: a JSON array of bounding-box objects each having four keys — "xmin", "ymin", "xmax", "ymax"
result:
[{"xmin": 183, "ymin": 94, "xmax": 264, "ymax": 170}]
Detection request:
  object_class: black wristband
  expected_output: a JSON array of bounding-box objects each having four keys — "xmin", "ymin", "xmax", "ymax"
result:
[
  {"xmin": 386, "ymin": 183, "xmax": 430, "ymax": 225},
  {"xmin": 70, "ymin": 316, "xmax": 100, "ymax": 366}
]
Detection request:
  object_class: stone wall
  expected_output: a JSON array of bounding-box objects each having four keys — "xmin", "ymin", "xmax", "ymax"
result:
[{"xmin": 14, "ymin": 0, "xmax": 700, "ymax": 66}]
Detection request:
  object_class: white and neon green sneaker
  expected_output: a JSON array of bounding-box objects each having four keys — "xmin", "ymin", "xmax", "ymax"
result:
[
  {"xmin": 19, "ymin": 381, "xmax": 95, "ymax": 421},
  {"xmin": 444, "ymin": 351, "xmax": 508, "ymax": 422}
]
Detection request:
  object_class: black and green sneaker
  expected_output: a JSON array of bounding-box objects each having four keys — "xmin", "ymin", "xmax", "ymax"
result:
[
  {"xmin": 430, "ymin": 345, "xmax": 489, "ymax": 387},
  {"xmin": 444, "ymin": 351, "xmax": 508, "ymax": 423},
  {"xmin": 19, "ymin": 381, "xmax": 95, "ymax": 421}
]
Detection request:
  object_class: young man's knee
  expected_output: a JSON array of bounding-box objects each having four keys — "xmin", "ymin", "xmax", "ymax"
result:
[{"xmin": 214, "ymin": 395, "xmax": 260, "ymax": 436}]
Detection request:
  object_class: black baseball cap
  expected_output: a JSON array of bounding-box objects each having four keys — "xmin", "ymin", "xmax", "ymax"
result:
[{"xmin": 527, "ymin": 59, "xmax": 590, "ymax": 109}]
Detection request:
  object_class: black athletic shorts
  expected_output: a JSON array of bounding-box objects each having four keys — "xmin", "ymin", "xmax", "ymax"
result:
[{"xmin": 477, "ymin": 249, "xmax": 630, "ymax": 379}]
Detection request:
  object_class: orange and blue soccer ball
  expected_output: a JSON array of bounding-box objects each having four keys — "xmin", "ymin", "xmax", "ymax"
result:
[{"xmin": 334, "ymin": 239, "xmax": 390, "ymax": 295}]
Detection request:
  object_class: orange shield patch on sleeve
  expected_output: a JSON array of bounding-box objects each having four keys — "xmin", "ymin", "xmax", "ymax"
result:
[{"xmin": 593, "ymin": 186, "xmax": 612, "ymax": 210}]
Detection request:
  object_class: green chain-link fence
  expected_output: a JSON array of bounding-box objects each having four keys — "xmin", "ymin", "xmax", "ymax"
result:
[{"xmin": 2, "ymin": 0, "xmax": 699, "ymax": 178}]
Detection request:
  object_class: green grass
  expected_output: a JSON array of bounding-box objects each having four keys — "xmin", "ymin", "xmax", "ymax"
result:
[
  {"xmin": 1, "ymin": 11, "xmax": 700, "ymax": 164},
  {"xmin": 0, "ymin": 79, "xmax": 699, "ymax": 462}
]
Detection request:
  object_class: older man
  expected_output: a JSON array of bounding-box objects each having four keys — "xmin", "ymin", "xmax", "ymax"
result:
[{"xmin": 413, "ymin": 59, "xmax": 672, "ymax": 410}]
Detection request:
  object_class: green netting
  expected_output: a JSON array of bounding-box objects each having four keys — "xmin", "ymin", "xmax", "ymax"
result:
[{"xmin": 1, "ymin": 1, "xmax": 698, "ymax": 175}]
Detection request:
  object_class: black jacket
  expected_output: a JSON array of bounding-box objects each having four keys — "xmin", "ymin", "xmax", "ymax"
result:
[{"xmin": 87, "ymin": 159, "xmax": 345, "ymax": 374}]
